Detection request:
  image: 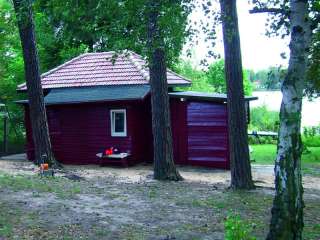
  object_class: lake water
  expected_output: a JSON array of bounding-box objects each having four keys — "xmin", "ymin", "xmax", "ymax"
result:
[{"xmin": 251, "ymin": 91, "xmax": 320, "ymax": 127}]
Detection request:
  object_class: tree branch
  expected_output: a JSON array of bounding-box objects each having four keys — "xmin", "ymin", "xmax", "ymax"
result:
[{"xmin": 249, "ymin": 8, "xmax": 286, "ymax": 15}]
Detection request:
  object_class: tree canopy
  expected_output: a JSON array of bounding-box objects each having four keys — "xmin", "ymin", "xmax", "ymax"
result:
[
  {"xmin": 33, "ymin": 0, "xmax": 193, "ymax": 68},
  {"xmin": 0, "ymin": 0, "xmax": 194, "ymax": 140},
  {"xmin": 175, "ymin": 59, "xmax": 253, "ymax": 95},
  {"xmin": 250, "ymin": 0, "xmax": 320, "ymax": 97}
]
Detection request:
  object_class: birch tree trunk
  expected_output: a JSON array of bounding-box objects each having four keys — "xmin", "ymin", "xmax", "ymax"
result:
[
  {"xmin": 147, "ymin": 0, "xmax": 182, "ymax": 181},
  {"xmin": 267, "ymin": 1, "xmax": 311, "ymax": 239},
  {"xmin": 13, "ymin": 0, "xmax": 60, "ymax": 168},
  {"xmin": 219, "ymin": 0, "xmax": 254, "ymax": 189}
]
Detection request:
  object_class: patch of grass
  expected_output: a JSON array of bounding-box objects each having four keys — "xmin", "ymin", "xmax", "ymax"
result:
[
  {"xmin": 0, "ymin": 217, "xmax": 13, "ymax": 238},
  {"xmin": 148, "ymin": 188, "xmax": 157, "ymax": 199},
  {"xmin": 191, "ymin": 197, "xmax": 225, "ymax": 209},
  {"xmin": 0, "ymin": 202, "xmax": 23, "ymax": 239},
  {"xmin": 0, "ymin": 171, "xmax": 82, "ymax": 199},
  {"xmin": 250, "ymin": 144, "xmax": 320, "ymax": 175},
  {"xmin": 225, "ymin": 212, "xmax": 256, "ymax": 240}
]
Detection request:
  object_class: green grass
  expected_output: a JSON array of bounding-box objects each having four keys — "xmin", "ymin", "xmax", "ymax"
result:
[
  {"xmin": 0, "ymin": 172, "xmax": 82, "ymax": 199},
  {"xmin": 250, "ymin": 144, "xmax": 320, "ymax": 175}
]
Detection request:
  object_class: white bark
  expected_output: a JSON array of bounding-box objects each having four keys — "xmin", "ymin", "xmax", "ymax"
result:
[{"xmin": 267, "ymin": 0, "xmax": 311, "ymax": 239}]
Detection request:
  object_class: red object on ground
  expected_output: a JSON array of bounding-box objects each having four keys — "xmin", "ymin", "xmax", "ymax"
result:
[{"xmin": 40, "ymin": 163, "xmax": 49, "ymax": 170}]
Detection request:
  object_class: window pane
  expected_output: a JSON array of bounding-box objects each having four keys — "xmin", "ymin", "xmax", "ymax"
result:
[{"xmin": 114, "ymin": 112, "xmax": 125, "ymax": 132}]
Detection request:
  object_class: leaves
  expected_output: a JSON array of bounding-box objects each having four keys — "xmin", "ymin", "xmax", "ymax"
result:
[{"xmin": 174, "ymin": 59, "xmax": 253, "ymax": 95}]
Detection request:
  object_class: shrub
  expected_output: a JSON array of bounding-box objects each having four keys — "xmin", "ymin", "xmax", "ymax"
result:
[
  {"xmin": 224, "ymin": 212, "xmax": 256, "ymax": 240},
  {"xmin": 302, "ymin": 125, "xmax": 320, "ymax": 147},
  {"xmin": 303, "ymin": 136, "xmax": 320, "ymax": 147},
  {"xmin": 249, "ymin": 105, "xmax": 279, "ymax": 132},
  {"xmin": 248, "ymin": 135, "xmax": 277, "ymax": 145}
]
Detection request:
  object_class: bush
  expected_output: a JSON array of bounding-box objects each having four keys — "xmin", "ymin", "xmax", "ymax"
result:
[
  {"xmin": 224, "ymin": 212, "xmax": 256, "ymax": 240},
  {"xmin": 249, "ymin": 105, "xmax": 279, "ymax": 132},
  {"xmin": 303, "ymin": 125, "xmax": 320, "ymax": 147},
  {"xmin": 0, "ymin": 117, "xmax": 25, "ymax": 155},
  {"xmin": 303, "ymin": 136, "xmax": 320, "ymax": 147},
  {"xmin": 248, "ymin": 135, "xmax": 277, "ymax": 145}
]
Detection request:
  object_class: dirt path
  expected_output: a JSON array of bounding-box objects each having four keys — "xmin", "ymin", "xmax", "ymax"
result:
[
  {"xmin": 1, "ymin": 154, "xmax": 319, "ymax": 191},
  {"xmin": 0, "ymin": 154, "xmax": 319, "ymax": 239}
]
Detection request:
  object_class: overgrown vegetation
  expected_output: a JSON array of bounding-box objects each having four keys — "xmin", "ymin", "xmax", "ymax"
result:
[
  {"xmin": 224, "ymin": 212, "xmax": 256, "ymax": 240},
  {"xmin": 249, "ymin": 105, "xmax": 280, "ymax": 132},
  {"xmin": 0, "ymin": 172, "xmax": 82, "ymax": 199},
  {"xmin": 174, "ymin": 59, "xmax": 253, "ymax": 95},
  {"xmin": 303, "ymin": 126, "xmax": 320, "ymax": 147}
]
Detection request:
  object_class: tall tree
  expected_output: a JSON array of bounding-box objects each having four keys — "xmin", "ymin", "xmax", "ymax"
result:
[
  {"xmin": 219, "ymin": 0, "xmax": 254, "ymax": 189},
  {"xmin": 267, "ymin": 1, "xmax": 310, "ymax": 238},
  {"xmin": 147, "ymin": 0, "xmax": 182, "ymax": 181},
  {"xmin": 12, "ymin": 0, "xmax": 60, "ymax": 167},
  {"xmin": 250, "ymin": 0, "xmax": 312, "ymax": 238}
]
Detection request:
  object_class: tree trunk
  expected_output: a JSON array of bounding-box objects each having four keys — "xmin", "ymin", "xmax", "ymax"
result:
[
  {"xmin": 267, "ymin": 1, "xmax": 310, "ymax": 239},
  {"xmin": 13, "ymin": 0, "xmax": 60, "ymax": 168},
  {"xmin": 219, "ymin": 0, "xmax": 254, "ymax": 189},
  {"xmin": 147, "ymin": 0, "xmax": 182, "ymax": 181}
]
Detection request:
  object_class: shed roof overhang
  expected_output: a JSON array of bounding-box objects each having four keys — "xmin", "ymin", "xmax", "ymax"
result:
[
  {"xmin": 169, "ymin": 91, "xmax": 258, "ymax": 103},
  {"xmin": 16, "ymin": 85, "xmax": 150, "ymax": 105}
]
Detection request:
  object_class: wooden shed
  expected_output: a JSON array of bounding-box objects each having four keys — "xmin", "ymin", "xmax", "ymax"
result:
[{"xmin": 17, "ymin": 51, "xmax": 256, "ymax": 169}]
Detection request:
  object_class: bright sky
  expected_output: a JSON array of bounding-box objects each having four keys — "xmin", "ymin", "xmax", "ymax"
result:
[{"xmin": 183, "ymin": 1, "xmax": 290, "ymax": 71}]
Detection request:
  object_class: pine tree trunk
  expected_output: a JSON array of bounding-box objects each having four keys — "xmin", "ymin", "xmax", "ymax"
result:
[
  {"xmin": 147, "ymin": 0, "xmax": 182, "ymax": 181},
  {"xmin": 267, "ymin": 1, "xmax": 310, "ymax": 239},
  {"xmin": 219, "ymin": 0, "xmax": 254, "ymax": 189},
  {"xmin": 13, "ymin": 0, "xmax": 60, "ymax": 168}
]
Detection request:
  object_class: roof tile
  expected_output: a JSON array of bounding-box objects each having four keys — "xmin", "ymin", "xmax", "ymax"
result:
[{"xmin": 17, "ymin": 51, "xmax": 190, "ymax": 90}]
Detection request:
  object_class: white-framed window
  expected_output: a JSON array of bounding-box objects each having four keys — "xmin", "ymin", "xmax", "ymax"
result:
[{"xmin": 110, "ymin": 109, "xmax": 127, "ymax": 137}]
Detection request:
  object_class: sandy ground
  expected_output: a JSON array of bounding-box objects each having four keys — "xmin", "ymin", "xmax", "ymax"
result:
[
  {"xmin": 0, "ymin": 154, "xmax": 319, "ymax": 191},
  {"xmin": 0, "ymin": 154, "xmax": 319, "ymax": 239}
]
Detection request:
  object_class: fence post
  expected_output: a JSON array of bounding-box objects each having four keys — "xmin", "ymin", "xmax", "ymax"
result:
[{"xmin": 3, "ymin": 116, "xmax": 8, "ymax": 154}]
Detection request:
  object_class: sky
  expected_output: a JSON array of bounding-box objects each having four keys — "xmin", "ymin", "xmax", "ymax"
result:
[{"xmin": 183, "ymin": 1, "xmax": 290, "ymax": 71}]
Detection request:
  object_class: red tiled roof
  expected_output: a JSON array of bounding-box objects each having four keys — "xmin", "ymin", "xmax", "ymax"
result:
[{"xmin": 17, "ymin": 51, "xmax": 191, "ymax": 90}]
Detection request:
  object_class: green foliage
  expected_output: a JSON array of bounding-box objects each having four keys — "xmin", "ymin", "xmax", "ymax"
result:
[
  {"xmin": 249, "ymin": 105, "xmax": 280, "ymax": 132},
  {"xmin": 206, "ymin": 60, "xmax": 226, "ymax": 93},
  {"xmin": 0, "ymin": 0, "xmax": 193, "ymax": 153},
  {"xmin": 248, "ymin": 135, "xmax": 277, "ymax": 145},
  {"xmin": 250, "ymin": 144, "xmax": 320, "ymax": 169},
  {"xmin": 174, "ymin": 59, "xmax": 253, "ymax": 95},
  {"xmin": 250, "ymin": 67, "xmax": 284, "ymax": 90},
  {"xmin": 173, "ymin": 60, "xmax": 214, "ymax": 92},
  {"xmin": 0, "ymin": 0, "xmax": 26, "ymax": 153},
  {"xmin": 250, "ymin": 0, "xmax": 320, "ymax": 96},
  {"xmin": 302, "ymin": 125, "xmax": 320, "ymax": 147},
  {"xmin": 206, "ymin": 60, "xmax": 253, "ymax": 95},
  {"xmin": 224, "ymin": 212, "xmax": 256, "ymax": 240},
  {"xmin": 34, "ymin": 0, "xmax": 192, "ymax": 67},
  {"xmin": 306, "ymin": 30, "xmax": 320, "ymax": 98},
  {"xmin": 0, "ymin": 172, "xmax": 82, "ymax": 199}
]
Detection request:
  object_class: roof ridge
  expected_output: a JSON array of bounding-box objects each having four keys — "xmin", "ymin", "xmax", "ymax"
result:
[
  {"xmin": 127, "ymin": 51, "xmax": 191, "ymax": 84},
  {"xmin": 126, "ymin": 51, "xmax": 150, "ymax": 82}
]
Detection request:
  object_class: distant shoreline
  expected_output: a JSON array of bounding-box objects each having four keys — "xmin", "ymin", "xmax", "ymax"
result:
[{"xmin": 251, "ymin": 91, "xmax": 320, "ymax": 127}]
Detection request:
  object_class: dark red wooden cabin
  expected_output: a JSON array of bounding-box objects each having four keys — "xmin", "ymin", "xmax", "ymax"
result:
[{"xmin": 17, "ymin": 51, "xmax": 256, "ymax": 169}]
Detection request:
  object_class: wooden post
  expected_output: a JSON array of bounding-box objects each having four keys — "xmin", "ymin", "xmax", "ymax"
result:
[{"xmin": 3, "ymin": 115, "xmax": 8, "ymax": 154}]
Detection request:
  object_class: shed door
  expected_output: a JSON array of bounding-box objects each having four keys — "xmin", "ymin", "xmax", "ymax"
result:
[{"xmin": 187, "ymin": 102, "xmax": 229, "ymax": 169}]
